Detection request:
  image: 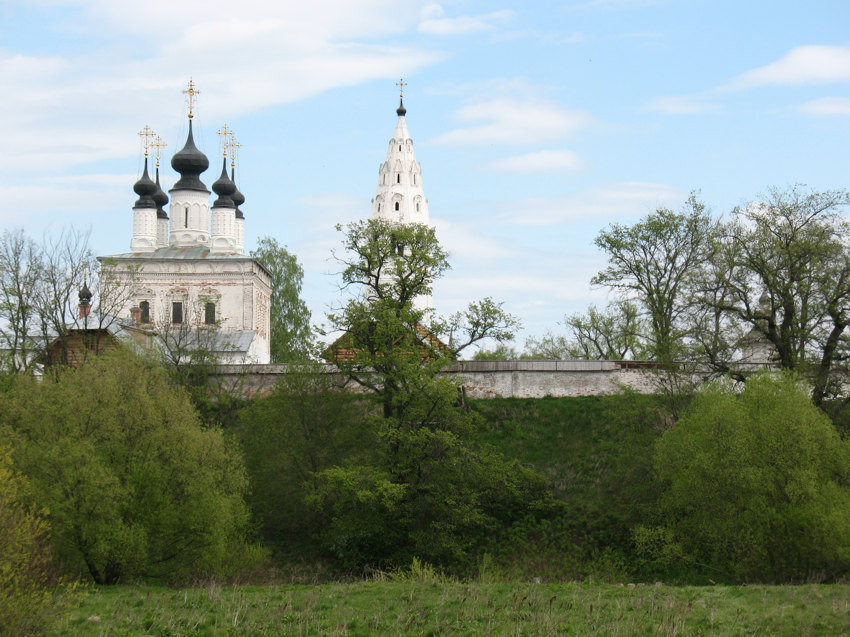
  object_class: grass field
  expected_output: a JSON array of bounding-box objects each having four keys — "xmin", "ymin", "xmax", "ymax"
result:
[{"xmin": 49, "ymin": 581, "xmax": 850, "ymax": 636}]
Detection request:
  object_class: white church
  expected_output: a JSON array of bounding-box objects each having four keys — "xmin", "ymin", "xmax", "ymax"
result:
[
  {"xmin": 101, "ymin": 83, "xmax": 272, "ymax": 364},
  {"xmin": 103, "ymin": 82, "xmax": 432, "ymax": 365}
]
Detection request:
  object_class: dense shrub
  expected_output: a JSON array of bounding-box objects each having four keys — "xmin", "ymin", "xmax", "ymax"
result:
[
  {"xmin": 651, "ymin": 373, "xmax": 850, "ymax": 582},
  {"xmin": 1, "ymin": 350, "xmax": 262, "ymax": 584},
  {"xmin": 0, "ymin": 446, "xmax": 59, "ymax": 634},
  {"xmin": 236, "ymin": 363, "xmax": 373, "ymax": 549}
]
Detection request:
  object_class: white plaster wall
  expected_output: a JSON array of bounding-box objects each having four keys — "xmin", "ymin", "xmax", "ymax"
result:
[
  {"xmin": 169, "ymin": 190, "xmax": 211, "ymax": 246},
  {"xmin": 370, "ymin": 115, "xmax": 430, "ymax": 225},
  {"xmin": 110, "ymin": 256, "xmax": 271, "ymax": 363},
  {"xmin": 131, "ymin": 208, "xmax": 157, "ymax": 252}
]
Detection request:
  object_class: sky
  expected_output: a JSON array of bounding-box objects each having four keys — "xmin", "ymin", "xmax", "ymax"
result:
[{"xmin": 2, "ymin": 0, "xmax": 850, "ymax": 349}]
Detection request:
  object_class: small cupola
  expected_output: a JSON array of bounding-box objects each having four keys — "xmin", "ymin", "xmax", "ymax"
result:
[
  {"xmin": 212, "ymin": 157, "xmax": 236, "ymax": 209},
  {"xmin": 132, "ymin": 158, "xmax": 157, "ymax": 209},
  {"xmin": 153, "ymin": 167, "xmax": 169, "ymax": 219},
  {"xmin": 232, "ymin": 165, "xmax": 245, "ymax": 219},
  {"xmin": 78, "ymin": 282, "xmax": 93, "ymax": 319}
]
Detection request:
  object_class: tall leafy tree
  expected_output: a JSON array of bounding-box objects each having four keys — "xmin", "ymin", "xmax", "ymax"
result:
[
  {"xmin": 710, "ymin": 186, "xmax": 850, "ymax": 404},
  {"xmin": 311, "ymin": 219, "xmax": 551, "ymax": 571},
  {"xmin": 592, "ymin": 194, "xmax": 716, "ymax": 362},
  {"xmin": 250, "ymin": 237, "xmax": 312, "ymax": 362},
  {"xmin": 326, "ymin": 219, "xmax": 518, "ymax": 419}
]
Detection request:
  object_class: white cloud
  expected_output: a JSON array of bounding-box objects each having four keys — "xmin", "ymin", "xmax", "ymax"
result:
[
  {"xmin": 725, "ymin": 45, "xmax": 850, "ymax": 90},
  {"xmin": 485, "ymin": 149, "xmax": 583, "ymax": 173},
  {"xmin": 801, "ymin": 97, "xmax": 850, "ymax": 117},
  {"xmin": 491, "ymin": 182, "xmax": 682, "ymax": 226},
  {"xmin": 0, "ymin": 1, "xmax": 445, "ymax": 174},
  {"xmin": 433, "ymin": 98, "xmax": 593, "ymax": 145},
  {"xmin": 431, "ymin": 217, "xmax": 519, "ymax": 263},
  {"xmin": 418, "ymin": 9, "xmax": 515, "ymax": 36},
  {"xmin": 644, "ymin": 95, "xmax": 722, "ymax": 114}
]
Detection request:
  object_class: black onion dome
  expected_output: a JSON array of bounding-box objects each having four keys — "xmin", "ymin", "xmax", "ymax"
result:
[
  {"xmin": 212, "ymin": 158, "xmax": 236, "ymax": 208},
  {"xmin": 154, "ymin": 167, "xmax": 169, "ymax": 219},
  {"xmin": 78, "ymin": 282, "xmax": 92, "ymax": 305},
  {"xmin": 396, "ymin": 97, "xmax": 406, "ymax": 117},
  {"xmin": 170, "ymin": 119, "xmax": 209, "ymax": 192},
  {"xmin": 231, "ymin": 166, "xmax": 245, "ymax": 219},
  {"xmin": 133, "ymin": 158, "xmax": 157, "ymax": 209}
]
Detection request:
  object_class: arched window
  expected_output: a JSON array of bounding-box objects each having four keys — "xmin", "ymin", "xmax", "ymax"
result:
[
  {"xmin": 396, "ymin": 174, "xmax": 400, "ymax": 184},
  {"xmin": 139, "ymin": 300, "xmax": 150, "ymax": 324},
  {"xmin": 399, "ymin": 145, "xmax": 402, "ymax": 151},
  {"xmin": 184, "ymin": 206, "xmax": 189, "ymax": 228},
  {"xmin": 394, "ymin": 202, "xmax": 399, "ymax": 211},
  {"xmin": 413, "ymin": 174, "xmax": 416, "ymax": 185},
  {"xmin": 377, "ymin": 203, "xmax": 381, "ymax": 212},
  {"xmin": 416, "ymin": 202, "xmax": 420, "ymax": 212}
]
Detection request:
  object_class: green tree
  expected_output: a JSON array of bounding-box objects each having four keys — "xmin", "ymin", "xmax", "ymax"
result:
[
  {"xmin": 236, "ymin": 362, "xmax": 372, "ymax": 546},
  {"xmin": 592, "ymin": 194, "xmax": 715, "ymax": 362},
  {"xmin": 651, "ymin": 372, "xmax": 850, "ymax": 582},
  {"xmin": 326, "ymin": 219, "xmax": 519, "ymax": 419},
  {"xmin": 0, "ymin": 350, "xmax": 258, "ymax": 584},
  {"xmin": 710, "ymin": 186, "xmax": 850, "ymax": 404},
  {"xmin": 563, "ymin": 301, "xmax": 644, "ymax": 360},
  {"xmin": 312, "ymin": 219, "xmax": 551, "ymax": 571},
  {"xmin": 0, "ymin": 446, "xmax": 59, "ymax": 634},
  {"xmin": 250, "ymin": 237, "xmax": 312, "ymax": 362}
]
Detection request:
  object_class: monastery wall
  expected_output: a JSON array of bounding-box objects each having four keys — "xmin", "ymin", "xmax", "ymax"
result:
[{"xmin": 211, "ymin": 360, "xmax": 665, "ymax": 398}]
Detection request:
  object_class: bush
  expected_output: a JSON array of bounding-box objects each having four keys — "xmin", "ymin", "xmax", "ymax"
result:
[
  {"xmin": 0, "ymin": 446, "xmax": 58, "ymax": 634},
  {"xmin": 1, "ymin": 350, "xmax": 261, "ymax": 584},
  {"xmin": 652, "ymin": 372, "xmax": 850, "ymax": 582},
  {"xmin": 236, "ymin": 363, "xmax": 373, "ymax": 549}
]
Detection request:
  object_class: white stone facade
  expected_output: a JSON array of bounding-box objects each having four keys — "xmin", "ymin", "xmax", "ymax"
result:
[
  {"xmin": 370, "ymin": 110, "xmax": 429, "ymax": 226},
  {"xmin": 169, "ymin": 189, "xmax": 212, "ymax": 247},
  {"xmin": 104, "ymin": 118, "xmax": 270, "ymax": 363},
  {"xmin": 369, "ymin": 100, "xmax": 433, "ymax": 312},
  {"xmin": 103, "ymin": 249, "xmax": 272, "ymax": 364},
  {"xmin": 130, "ymin": 205, "xmax": 157, "ymax": 252}
]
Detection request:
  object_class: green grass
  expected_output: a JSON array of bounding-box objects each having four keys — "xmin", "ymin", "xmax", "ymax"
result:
[{"xmin": 50, "ymin": 582, "xmax": 850, "ymax": 636}]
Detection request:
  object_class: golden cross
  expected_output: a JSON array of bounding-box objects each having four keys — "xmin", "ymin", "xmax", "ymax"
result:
[
  {"xmin": 183, "ymin": 78, "xmax": 200, "ymax": 119},
  {"xmin": 395, "ymin": 78, "xmax": 407, "ymax": 98},
  {"xmin": 152, "ymin": 136, "xmax": 167, "ymax": 169},
  {"xmin": 217, "ymin": 124, "xmax": 232, "ymax": 157},
  {"xmin": 229, "ymin": 137, "xmax": 242, "ymax": 169},
  {"xmin": 137, "ymin": 125, "xmax": 155, "ymax": 157}
]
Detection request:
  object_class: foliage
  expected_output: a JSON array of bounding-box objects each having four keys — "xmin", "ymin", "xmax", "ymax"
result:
[
  {"xmin": 326, "ymin": 219, "xmax": 519, "ymax": 418},
  {"xmin": 592, "ymin": 194, "xmax": 715, "ymax": 362},
  {"xmin": 0, "ymin": 349, "xmax": 259, "ymax": 584},
  {"xmin": 0, "ymin": 446, "xmax": 62, "ymax": 635},
  {"xmin": 709, "ymin": 186, "xmax": 850, "ymax": 403},
  {"xmin": 53, "ymin": 581, "xmax": 850, "ymax": 636},
  {"xmin": 308, "ymin": 377, "xmax": 556, "ymax": 572},
  {"xmin": 250, "ymin": 237, "xmax": 313, "ymax": 363},
  {"xmin": 236, "ymin": 362, "xmax": 373, "ymax": 547},
  {"xmin": 470, "ymin": 394, "xmax": 668, "ymax": 581},
  {"xmin": 652, "ymin": 372, "xmax": 850, "ymax": 583},
  {"xmin": 563, "ymin": 301, "xmax": 644, "ymax": 360},
  {"xmin": 312, "ymin": 219, "xmax": 546, "ymax": 572},
  {"xmin": 471, "ymin": 342, "xmax": 520, "ymax": 360}
]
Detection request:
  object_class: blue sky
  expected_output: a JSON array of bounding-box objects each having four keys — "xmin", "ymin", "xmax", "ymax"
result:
[{"xmin": 2, "ymin": 0, "xmax": 849, "ymax": 347}]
